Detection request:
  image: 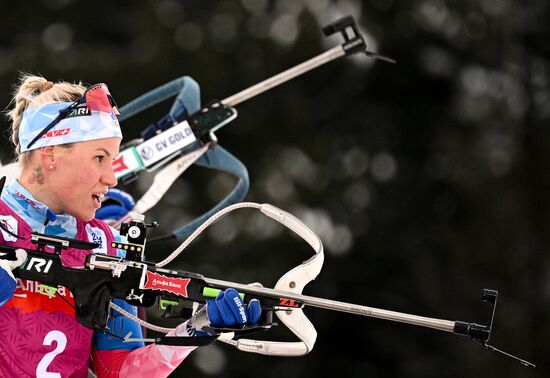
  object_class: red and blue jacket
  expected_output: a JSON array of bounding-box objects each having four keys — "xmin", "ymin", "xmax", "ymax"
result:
[{"xmin": 0, "ymin": 180, "xmax": 194, "ymax": 377}]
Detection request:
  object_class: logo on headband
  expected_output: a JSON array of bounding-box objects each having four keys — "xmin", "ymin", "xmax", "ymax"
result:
[
  {"xmin": 110, "ymin": 112, "xmax": 120, "ymax": 128},
  {"xmin": 41, "ymin": 128, "xmax": 71, "ymax": 139},
  {"xmin": 65, "ymin": 106, "xmax": 91, "ymax": 118}
]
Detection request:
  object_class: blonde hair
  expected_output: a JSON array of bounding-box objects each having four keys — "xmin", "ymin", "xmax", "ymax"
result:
[{"xmin": 5, "ymin": 73, "xmax": 86, "ymax": 165}]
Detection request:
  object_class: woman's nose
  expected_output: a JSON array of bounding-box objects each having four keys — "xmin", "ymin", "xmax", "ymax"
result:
[{"xmin": 101, "ymin": 165, "xmax": 118, "ymax": 188}]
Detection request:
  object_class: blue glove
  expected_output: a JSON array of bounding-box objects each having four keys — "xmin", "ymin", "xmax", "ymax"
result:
[
  {"xmin": 206, "ymin": 288, "xmax": 262, "ymax": 328},
  {"xmin": 96, "ymin": 188, "xmax": 135, "ymax": 222}
]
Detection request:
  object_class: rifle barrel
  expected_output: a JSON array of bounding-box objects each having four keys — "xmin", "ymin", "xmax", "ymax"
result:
[
  {"xmin": 222, "ymin": 45, "xmax": 345, "ymax": 107},
  {"xmin": 204, "ymin": 277, "xmax": 456, "ymax": 333}
]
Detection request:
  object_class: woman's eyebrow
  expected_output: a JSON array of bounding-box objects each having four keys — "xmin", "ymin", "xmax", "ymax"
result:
[{"xmin": 95, "ymin": 148, "xmax": 111, "ymax": 157}]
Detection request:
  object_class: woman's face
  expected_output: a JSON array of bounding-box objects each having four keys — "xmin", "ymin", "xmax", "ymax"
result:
[{"xmin": 46, "ymin": 137, "xmax": 120, "ymax": 221}]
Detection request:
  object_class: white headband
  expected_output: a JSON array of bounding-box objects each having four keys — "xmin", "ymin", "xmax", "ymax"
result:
[{"xmin": 19, "ymin": 102, "xmax": 122, "ymax": 153}]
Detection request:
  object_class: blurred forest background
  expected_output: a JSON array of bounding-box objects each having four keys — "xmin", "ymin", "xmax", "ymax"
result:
[{"xmin": 1, "ymin": 1, "xmax": 548, "ymax": 377}]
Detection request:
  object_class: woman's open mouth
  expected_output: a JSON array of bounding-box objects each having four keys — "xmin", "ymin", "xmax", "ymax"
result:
[{"xmin": 92, "ymin": 193, "xmax": 103, "ymax": 208}]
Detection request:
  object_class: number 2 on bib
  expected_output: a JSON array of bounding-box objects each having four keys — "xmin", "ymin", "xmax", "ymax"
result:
[{"xmin": 36, "ymin": 330, "xmax": 67, "ymax": 378}]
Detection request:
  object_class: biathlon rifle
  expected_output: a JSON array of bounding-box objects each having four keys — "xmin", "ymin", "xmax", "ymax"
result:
[
  {"xmin": 0, "ymin": 15, "xmax": 534, "ymax": 367},
  {"xmin": 0, "ymin": 195, "xmax": 535, "ymax": 366},
  {"xmin": 115, "ymin": 15, "xmax": 395, "ymax": 181},
  {"xmin": 108, "ymin": 16, "xmax": 396, "ymax": 240}
]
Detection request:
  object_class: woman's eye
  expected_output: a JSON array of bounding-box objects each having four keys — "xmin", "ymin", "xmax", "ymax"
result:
[{"xmin": 95, "ymin": 156, "xmax": 105, "ymax": 163}]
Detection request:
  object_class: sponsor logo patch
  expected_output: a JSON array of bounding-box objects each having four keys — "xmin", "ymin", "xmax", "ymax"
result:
[
  {"xmin": 24, "ymin": 257, "xmax": 53, "ymax": 273},
  {"xmin": 279, "ymin": 298, "xmax": 300, "ymax": 308},
  {"xmin": 41, "ymin": 128, "xmax": 71, "ymax": 139},
  {"xmin": 65, "ymin": 106, "xmax": 91, "ymax": 118},
  {"xmin": 14, "ymin": 190, "xmax": 40, "ymax": 211},
  {"xmin": 85, "ymin": 225, "xmax": 107, "ymax": 255},
  {"xmin": 0, "ymin": 215, "xmax": 18, "ymax": 242},
  {"xmin": 112, "ymin": 147, "xmax": 144, "ymax": 179},
  {"xmin": 136, "ymin": 121, "xmax": 196, "ymax": 167},
  {"xmin": 112, "ymin": 155, "xmax": 129, "ymax": 173},
  {"xmin": 6, "ymin": 278, "xmax": 76, "ymax": 316},
  {"xmin": 234, "ymin": 296, "xmax": 247, "ymax": 322},
  {"xmin": 143, "ymin": 271, "xmax": 190, "ymax": 297},
  {"xmin": 110, "ymin": 112, "xmax": 120, "ymax": 128}
]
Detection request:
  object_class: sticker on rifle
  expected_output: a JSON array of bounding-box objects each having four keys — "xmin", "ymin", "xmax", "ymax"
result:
[
  {"xmin": 136, "ymin": 121, "xmax": 196, "ymax": 167},
  {"xmin": 143, "ymin": 271, "xmax": 191, "ymax": 297},
  {"xmin": 113, "ymin": 147, "xmax": 144, "ymax": 179},
  {"xmin": 279, "ymin": 297, "xmax": 301, "ymax": 308}
]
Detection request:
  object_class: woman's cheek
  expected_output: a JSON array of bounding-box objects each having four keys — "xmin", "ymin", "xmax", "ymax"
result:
[
  {"xmin": 58, "ymin": 170, "xmax": 92, "ymax": 194},
  {"xmin": 75, "ymin": 166, "xmax": 99, "ymax": 184}
]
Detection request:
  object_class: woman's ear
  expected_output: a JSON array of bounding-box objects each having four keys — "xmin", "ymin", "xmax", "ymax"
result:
[{"xmin": 39, "ymin": 146, "xmax": 56, "ymax": 170}]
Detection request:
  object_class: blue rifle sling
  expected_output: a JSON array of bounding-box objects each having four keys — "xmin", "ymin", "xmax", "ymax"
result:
[{"xmin": 118, "ymin": 76, "xmax": 249, "ymax": 240}]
